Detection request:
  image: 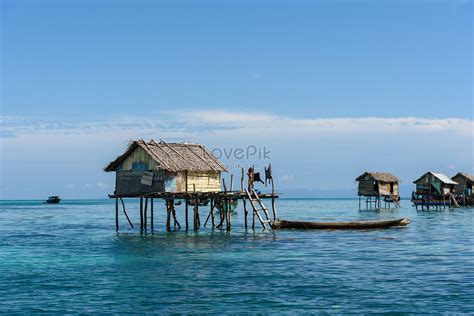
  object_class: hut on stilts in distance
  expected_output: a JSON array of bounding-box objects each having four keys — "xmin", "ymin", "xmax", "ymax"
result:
[
  {"xmin": 104, "ymin": 139, "xmax": 279, "ymax": 232},
  {"xmin": 411, "ymin": 172, "xmax": 459, "ymax": 210},
  {"xmin": 355, "ymin": 172, "xmax": 400, "ymax": 209},
  {"xmin": 451, "ymin": 172, "xmax": 474, "ymax": 206}
]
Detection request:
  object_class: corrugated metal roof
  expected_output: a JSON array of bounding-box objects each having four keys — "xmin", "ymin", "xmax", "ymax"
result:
[
  {"xmin": 431, "ymin": 172, "xmax": 458, "ymax": 184},
  {"xmin": 413, "ymin": 172, "xmax": 459, "ymax": 184}
]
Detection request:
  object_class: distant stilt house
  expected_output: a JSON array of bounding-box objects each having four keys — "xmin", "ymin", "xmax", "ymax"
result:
[
  {"xmin": 104, "ymin": 139, "xmax": 227, "ymax": 196},
  {"xmin": 451, "ymin": 172, "xmax": 474, "ymax": 206},
  {"xmin": 411, "ymin": 172, "xmax": 459, "ymax": 209},
  {"xmin": 355, "ymin": 172, "xmax": 400, "ymax": 209}
]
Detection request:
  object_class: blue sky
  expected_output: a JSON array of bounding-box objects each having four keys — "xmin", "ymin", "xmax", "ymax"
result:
[{"xmin": 1, "ymin": 0, "xmax": 473, "ymax": 198}]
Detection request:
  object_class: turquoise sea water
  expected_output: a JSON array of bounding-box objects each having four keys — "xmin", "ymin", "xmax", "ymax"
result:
[{"xmin": 0, "ymin": 198, "xmax": 472, "ymax": 314}]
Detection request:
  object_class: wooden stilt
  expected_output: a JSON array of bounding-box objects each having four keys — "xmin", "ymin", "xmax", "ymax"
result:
[
  {"xmin": 197, "ymin": 205, "xmax": 201, "ymax": 227},
  {"xmin": 241, "ymin": 167, "xmax": 248, "ymax": 229},
  {"xmin": 211, "ymin": 198, "xmax": 215, "ymax": 227},
  {"xmin": 226, "ymin": 198, "xmax": 231, "ymax": 231},
  {"xmin": 140, "ymin": 197, "xmax": 143, "ymax": 231},
  {"xmin": 193, "ymin": 184, "xmax": 199, "ymax": 231},
  {"xmin": 194, "ymin": 202, "xmax": 199, "ymax": 231},
  {"xmin": 115, "ymin": 197, "xmax": 119, "ymax": 232},
  {"xmin": 252, "ymin": 207, "xmax": 255, "ymax": 229},
  {"xmin": 150, "ymin": 198, "xmax": 154, "ymax": 231},
  {"xmin": 144, "ymin": 197, "xmax": 148, "ymax": 230},
  {"xmin": 220, "ymin": 179, "xmax": 228, "ymax": 230},
  {"xmin": 241, "ymin": 168, "xmax": 245, "ymax": 193},
  {"xmin": 120, "ymin": 197, "xmax": 133, "ymax": 228},
  {"xmin": 185, "ymin": 199, "xmax": 189, "ymax": 231},
  {"xmin": 243, "ymin": 197, "xmax": 248, "ymax": 229},
  {"xmin": 219, "ymin": 199, "xmax": 224, "ymax": 227},
  {"xmin": 171, "ymin": 201, "xmax": 181, "ymax": 229},
  {"xmin": 166, "ymin": 200, "xmax": 171, "ymax": 231},
  {"xmin": 204, "ymin": 198, "xmax": 215, "ymax": 228},
  {"xmin": 271, "ymin": 178, "xmax": 277, "ymax": 221}
]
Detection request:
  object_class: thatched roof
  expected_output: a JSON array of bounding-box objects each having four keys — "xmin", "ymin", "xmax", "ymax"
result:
[
  {"xmin": 452, "ymin": 172, "xmax": 474, "ymax": 183},
  {"xmin": 355, "ymin": 172, "xmax": 399, "ymax": 183},
  {"xmin": 104, "ymin": 139, "xmax": 227, "ymax": 173},
  {"xmin": 413, "ymin": 172, "xmax": 457, "ymax": 185}
]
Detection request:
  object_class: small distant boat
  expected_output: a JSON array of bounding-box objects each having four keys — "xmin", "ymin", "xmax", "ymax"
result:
[
  {"xmin": 44, "ymin": 196, "xmax": 61, "ymax": 204},
  {"xmin": 272, "ymin": 218, "xmax": 410, "ymax": 230}
]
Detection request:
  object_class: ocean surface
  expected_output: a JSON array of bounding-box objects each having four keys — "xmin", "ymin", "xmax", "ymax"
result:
[{"xmin": 0, "ymin": 198, "xmax": 472, "ymax": 314}]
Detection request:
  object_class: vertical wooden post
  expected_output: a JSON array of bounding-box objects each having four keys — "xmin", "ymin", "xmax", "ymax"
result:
[
  {"xmin": 194, "ymin": 202, "xmax": 199, "ymax": 231},
  {"xmin": 219, "ymin": 199, "xmax": 224, "ymax": 226},
  {"xmin": 171, "ymin": 199, "xmax": 176, "ymax": 228},
  {"xmin": 241, "ymin": 167, "xmax": 248, "ymax": 229},
  {"xmin": 193, "ymin": 184, "xmax": 199, "ymax": 231},
  {"xmin": 222, "ymin": 179, "xmax": 227, "ymax": 229},
  {"xmin": 185, "ymin": 172, "xmax": 189, "ymax": 231},
  {"xmin": 171, "ymin": 200, "xmax": 181, "ymax": 229},
  {"xmin": 271, "ymin": 178, "xmax": 277, "ymax": 222},
  {"xmin": 144, "ymin": 197, "xmax": 148, "ymax": 230},
  {"xmin": 115, "ymin": 197, "xmax": 119, "ymax": 232},
  {"xmin": 241, "ymin": 168, "xmax": 245, "ymax": 193},
  {"xmin": 140, "ymin": 197, "xmax": 143, "ymax": 231},
  {"xmin": 150, "ymin": 197, "xmax": 154, "ymax": 231},
  {"xmin": 185, "ymin": 199, "xmax": 189, "ymax": 231},
  {"xmin": 210, "ymin": 198, "xmax": 215, "ymax": 227},
  {"xmin": 243, "ymin": 198, "xmax": 248, "ymax": 229},
  {"xmin": 230, "ymin": 174, "xmax": 234, "ymax": 192},
  {"xmin": 226, "ymin": 198, "xmax": 231, "ymax": 231},
  {"xmin": 166, "ymin": 200, "xmax": 171, "ymax": 231},
  {"xmin": 252, "ymin": 206, "xmax": 255, "ymax": 229}
]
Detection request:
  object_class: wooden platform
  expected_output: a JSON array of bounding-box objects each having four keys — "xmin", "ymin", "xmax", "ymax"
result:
[
  {"xmin": 110, "ymin": 191, "xmax": 279, "ymax": 200},
  {"xmin": 110, "ymin": 190, "xmax": 279, "ymax": 232}
]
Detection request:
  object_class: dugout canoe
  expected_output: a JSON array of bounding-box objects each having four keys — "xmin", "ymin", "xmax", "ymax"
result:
[{"xmin": 271, "ymin": 218, "xmax": 410, "ymax": 230}]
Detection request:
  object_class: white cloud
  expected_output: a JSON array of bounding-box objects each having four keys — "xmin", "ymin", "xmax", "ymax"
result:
[
  {"xmin": 1, "ymin": 110, "xmax": 472, "ymax": 198},
  {"xmin": 1, "ymin": 111, "xmax": 472, "ymax": 138}
]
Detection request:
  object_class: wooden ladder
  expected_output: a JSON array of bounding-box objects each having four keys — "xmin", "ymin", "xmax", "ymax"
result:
[
  {"xmin": 244, "ymin": 188, "xmax": 273, "ymax": 229},
  {"xmin": 449, "ymin": 193, "xmax": 460, "ymax": 208},
  {"xmin": 392, "ymin": 194, "xmax": 401, "ymax": 208}
]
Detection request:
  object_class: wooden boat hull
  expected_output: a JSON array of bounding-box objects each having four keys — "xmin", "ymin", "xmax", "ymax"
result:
[{"xmin": 272, "ymin": 218, "xmax": 410, "ymax": 230}]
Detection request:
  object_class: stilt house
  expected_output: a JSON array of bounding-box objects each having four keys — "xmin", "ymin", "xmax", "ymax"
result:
[
  {"xmin": 104, "ymin": 140, "xmax": 227, "ymax": 197},
  {"xmin": 412, "ymin": 172, "xmax": 459, "ymax": 209},
  {"xmin": 356, "ymin": 172, "xmax": 400, "ymax": 198},
  {"xmin": 355, "ymin": 172, "xmax": 400, "ymax": 208},
  {"xmin": 413, "ymin": 172, "xmax": 457, "ymax": 196},
  {"xmin": 451, "ymin": 172, "xmax": 473, "ymax": 206},
  {"xmin": 451, "ymin": 172, "xmax": 474, "ymax": 196}
]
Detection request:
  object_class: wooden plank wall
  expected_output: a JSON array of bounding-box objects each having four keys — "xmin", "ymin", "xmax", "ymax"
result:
[
  {"xmin": 358, "ymin": 180, "xmax": 375, "ymax": 195},
  {"xmin": 378, "ymin": 182, "xmax": 392, "ymax": 196},
  {"xmin": 116, "ymin": 170, "xmax": 165, "ymax": 196},
  {"xmin": 120, "ymin": 146, "xmax": 159, "ymax": 171},
  {"xmin": 186, "ymin": 171, "xmax": 221, "ymax": 192}
]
